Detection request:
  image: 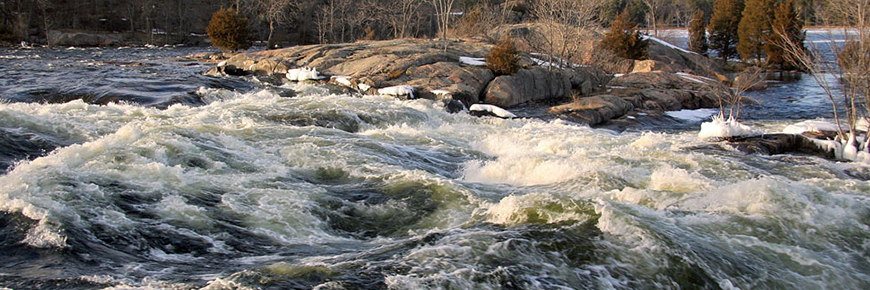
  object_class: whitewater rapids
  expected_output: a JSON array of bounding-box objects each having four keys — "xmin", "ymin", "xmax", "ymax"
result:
[{"xmin": 1, "ymin": 82, "xmax": 868, "ymax": 289}]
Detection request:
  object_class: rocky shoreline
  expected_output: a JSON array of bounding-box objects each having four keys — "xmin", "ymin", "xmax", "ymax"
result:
[
  {"xmin": 190, "ymin": 37, "xmax": 846, "ymax": 161},
  {"xmin": 193, "ymin": 37, "xmax": 730, "ymax": 126}
]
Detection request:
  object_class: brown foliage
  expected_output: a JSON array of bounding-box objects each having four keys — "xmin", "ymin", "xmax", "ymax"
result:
[
  {"xmin": 486, "ymin": 35, "xmax": 520, "ymax": 76},
  {"xmin": 206, "ymin": 8, "xmax": 251, "ymax": 52},
  {"xmin": 363, "ymin": 27, "xmax": 376, "ymax": 40}
]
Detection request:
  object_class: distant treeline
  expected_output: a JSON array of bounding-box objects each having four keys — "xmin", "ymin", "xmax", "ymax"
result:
[{"xmin": 0, "ymin": 0, "xmax": 827, "ymax": 46}]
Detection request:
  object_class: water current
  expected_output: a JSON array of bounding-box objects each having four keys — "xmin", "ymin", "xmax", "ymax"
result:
[{"xmin": 0, "ymin": 34, "xmax": 868, "ymax": 290}]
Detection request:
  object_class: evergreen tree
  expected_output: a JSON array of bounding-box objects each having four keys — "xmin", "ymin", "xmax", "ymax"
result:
[
  {"xmin": 709, "ymin": 0, "xmax": 744, "ymax": 64},
  {"xmin": 206, "ymin": 8, "xmax": 251, "ymax": 52},
  {"xmin": 767, "ymin": 0, "xmax": 806, "ymax": 70},
  {"xmin": 601, "ymin": 10, "xmax": 649, "ymax": 60},
  {"xmin": 689, "ymin": 9, "xmax": 709, "ymax": 55},
  {"xmin": 737, "ymin": 0, "xmax": 775, "ymax": 63}
]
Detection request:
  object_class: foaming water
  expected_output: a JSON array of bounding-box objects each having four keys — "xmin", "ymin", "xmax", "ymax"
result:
[{"xmin": 1, "ymin": 50, "xmax": 869, "ymax": 289}]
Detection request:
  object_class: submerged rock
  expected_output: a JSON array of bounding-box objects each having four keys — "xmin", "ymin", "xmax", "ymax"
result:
[
  {"xmin": 469, "ymin": 104, "xmax": 517, "ymax": 118},
  {"xmin": 719, "ymin": 134, "xmax": 836, "ymax": 159}
]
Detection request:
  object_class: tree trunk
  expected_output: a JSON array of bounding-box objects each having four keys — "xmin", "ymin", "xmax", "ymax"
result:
[{"xmin": 267, "ymin": 20, "xmax": 276, "ymax": 48}]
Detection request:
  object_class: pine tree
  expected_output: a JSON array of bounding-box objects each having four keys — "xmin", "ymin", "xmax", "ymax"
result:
[
  {"xmin": 601, "ymin": 10, "xmax": 649, "ymax": 60},
  {"xmin": 737, "ymin": 0, "xmax": 774, "ymax": 63},
  {"xmin": 709, "ymin": 0, "xmax": 744, "ymax": 64},
  {"xmin": 689, "ymin": 9, "xmax": 709, "ymax": 55},
  {"xmin": 206, "ymin": 8, "xmax": 251, "ymax": 52},
  {"xmin": 766, "ymin": 0, "xmax": 806, "ymax": 71}
]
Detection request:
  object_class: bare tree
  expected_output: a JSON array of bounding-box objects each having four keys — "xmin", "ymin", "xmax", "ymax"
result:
[
  {"xmin": 389, "ymin": 0, "xmax": 424, "ymax": 39},
  {"xmin": 642, "ymin": 0, "xmax": 668, "ymax": 37},
  {"xmin": 778, "ymin": 0, "xmax": 870, "ymax": 155},
  {"xmin": 431, "ymin": 0, "xmax": 455, "ymax": 50},
  {"xmin": 528, "ymin": 0, "xmax": 606, "ymax": 69},
  {"xmin": 36, "ymin": 0, "xmax": 51, "ymax": 45},
  {"xmin": 247, "ymin": 0, "xmax": 296, "ymax": 49},
  {"xmin": 705, "ymin": 66, "xmax": 764, "ymax": 121}
]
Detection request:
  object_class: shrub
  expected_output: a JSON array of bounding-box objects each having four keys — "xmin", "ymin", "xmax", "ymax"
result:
[
  {"xmin": 486, "ymin": 35, "xmax": 520, "ymax": 76},
  {"xmin": 600, "ymin": 11, "xmax": 648, "ymax": 60},
  {"xmin": 206, "ymin": 8, "xmax": 251, "ymax": 52}
]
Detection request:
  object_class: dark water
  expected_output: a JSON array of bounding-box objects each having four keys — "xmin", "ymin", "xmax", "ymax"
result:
[
  {"xmin": 0, "ymin": 36, "xmax": 868, "ymax": 290},
  {"xmin": 0, "ymin": 46, "xmax": 253, "ymax": 106}
]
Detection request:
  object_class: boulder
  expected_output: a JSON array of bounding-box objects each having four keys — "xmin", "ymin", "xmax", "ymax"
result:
[
  {"xmin": 405, "ymin": 62, "xmax": 494, "ymax": 105},
  {"xmin": 548, "ymin": 95, "xmax": 633, "ymax": 125},
  {"xmin": 484, "ymin": 66, "xmax": 571, "ymax": 108},
  {"xmin": 48, "ymin": 30, "xmax": 120, "ymax": 47},
  {"xmin": 645, "ymin": 36, "xmax": 724, "ymax": 75},
  {"xmin": 631, "ymin": 60, "xmax": 674, "ymax": 73}
]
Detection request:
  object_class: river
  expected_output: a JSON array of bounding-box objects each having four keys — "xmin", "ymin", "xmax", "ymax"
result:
[{"xmin": 0, "ymin": 36, "xmax": 868, "ymax": 289}]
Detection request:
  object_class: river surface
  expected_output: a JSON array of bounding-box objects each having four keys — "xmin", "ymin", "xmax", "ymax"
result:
[{"xmin": 0, "ymin": 36, "xmax": 868, "ymax": 289}]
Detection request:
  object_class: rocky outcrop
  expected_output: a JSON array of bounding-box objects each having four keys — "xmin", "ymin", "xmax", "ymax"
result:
[
  {"xmin": 607, "ymin": 71, "xmax": 721, "ymax": 111},
  {"xmin": 548, "ymin": 95, "xmax": 633, "ymax": 125},
  {"xmin": 484, "ymin": 67, "xmax": 570, "ymax": 107},
  {"xmin": 484, "ymin": 66, "xmax": 610, "ymax": 108},
  {"xmin": 48, "ymin": 30, "xmax": 120, "ymax": 47},
  {"xmin": 644, "ymin": 37, "xmax": 724, "ymax": 75},
  {"xmin": 202, "ymin": 38, "xmax": 609, "ymax": 108}
]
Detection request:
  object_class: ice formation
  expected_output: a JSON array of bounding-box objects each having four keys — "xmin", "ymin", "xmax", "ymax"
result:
[
  {"xmin": 430, "ymin": 89, "xmax": 451, "ymax": 96},
  {"xmin": 469, "ymin": 104, "xmax": 517, "ymax": 118},
  {"xmin": 665, "ymin": 108, "xmax": 719, "ymax": 122},
  {"xmin": 642, "ymin": 35, "xmax": 698, "ymax": 55},
  {"xmin": 378, "ymin": 85, "xmax": 415, "ymax": 98},
  {"xmin": 784, "ymin": 120, "xmax": 870, "ymax": 163},
  {"xmin": 698, "ymin": 115, "xmax": 760, "ymax": 139},
  {"xmin": 330, "ymin": 75, "xmax": 354, "ymax": 87},
  {"xmin": 782, "ymin": 120, "xmax": 842, "ymax": 134},
  {"xmin": 358, "ymin": 83, "xmax": 371, "ymax": 92},
  {"xmin": 459, "ymin": 57, "xmax": 486, "ymax": 66},
  {"xmin": 286, "ymin": 67, "xmax": 319, "ymax": 81}
]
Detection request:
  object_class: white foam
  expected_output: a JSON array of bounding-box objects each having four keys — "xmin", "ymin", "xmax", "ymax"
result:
[
  {"xmin": 648, "ymin": 164, "xmax": 711, "ymax": 193},
  {"xmin": 468, "ymin": 104, "xmax": 516, "ymax": 119},
  {"xmin": 484, "ymin": 192, "xmax": 593, "ymax": 225}
]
